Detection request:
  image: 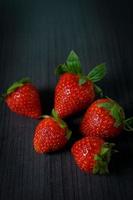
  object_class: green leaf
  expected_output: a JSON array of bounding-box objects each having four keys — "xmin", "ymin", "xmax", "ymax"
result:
[
  {"xmin": 79, "ymin": 78, "xmax": 86, "ymax": 85},
  {"xmin": 19, "ymin": 77, "xmax": 31, "ymax": 84},
  {"xmin": 124, "ymin": 117, "xmax": 133, "ymax": 132},
  {"xmin": 78, "ymin": 76, "xmax": 87, "ymax": 85},
  {"xmin": 100, "ymin": 147, "xmax": 109, "ymax": 156},
  {"xmin": 55, "ymin": 50, "xmax": 82, "ymax": 75},
  {"xmin": 6, "ymin": 77, "xmax": 31, "ymax": 95},
  {"xmin": 66, "ymin": 50, "xmax": 82, "ymax": 74},
  {"xmin": 98, "ymin": 100, "xmax": 124, "ymax": 128},
  {"xmin": 111, "ymin": 104, "xmax": 123, "ymax": 127},
  {"xmin": 87, "ymin": 63, "xmax": 106, "ymax": 83},
  {"xmin": 98, "ymin": 102, "xmax": 113, "ymax": 110},
  {"xmin": 93, "ymin": 164, "xmax": 99, "ymax": 174},
  {"xmin": 94, "ymin": 84, "xmax": 103, "ymax": 97},
  {"xmin": 94, "ymin": 155, "xmax": 102, "ymax": 161},
  {"xmin": 55, "ymin": 64, "xmax": 68, "ymax": 75},
  {"xmin": 7, "ymin": 82, "xmax": 24, "ymax": 95},
  {"xmin": 93, "ymin": 142, "xmax": 114, "ymax": 175}
]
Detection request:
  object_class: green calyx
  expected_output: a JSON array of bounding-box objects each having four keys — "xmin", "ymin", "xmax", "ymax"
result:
[
  {"xmin": 55, "ymin": 50, "xmax": 82, "ymax": 75},
  {"xmin": 124, "ymin": 117, "xmax": 133, "ymax": 132},
  {"xmin": 93, "ymin": 143, "xmax": 115, "ymax": 175},
  {"xmin": 78, "ymin": 63, "xmax": 106, "ymax": 86},
  {"xmin": 0, "ymin": 77, "xmax": 31, "ymax": 105},
  {"xmin": 51, "ymin": 109, "xmax": 72, "ymax": 140},
  {"xmin": 7, "ymin": 77, "xmax": 31, "ymax": 95},
  {"xmin": 55, "ymin": 50, "xmax": 106, "ymax": 86},
  {"xmin": 98, "ymin": 98, "xmax": 125, "ymax": 128},
  {"xmin": 3, "ymin": 77, "xmax": 31, "ymax": 97},
  {"xmin": 86, "ymin": 63, "xmax": 106, "ymax": 83}
]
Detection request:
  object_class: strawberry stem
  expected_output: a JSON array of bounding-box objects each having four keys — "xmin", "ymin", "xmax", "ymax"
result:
[
  {"xmin": 52, "ymin": 109, "xmax": 72, "ymax": 140},
  {"xmin": 51, "ymin": 108, "xmax": 60, "ymax": 121},
  {"xmin": 52, "ymin": 109, "xmax": 67, "ymax": 129},
  {"xmin": 94, "ymin": 84, "xmax": 103, "ymax": 97},
  {"xmin": 39, "ymin": 115, "xmax": 50, "ymax": 119}
]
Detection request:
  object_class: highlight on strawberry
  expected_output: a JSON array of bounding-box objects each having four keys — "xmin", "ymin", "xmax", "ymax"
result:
[
  {"xmin": 81, "ymin": 97, "xmax": 133, "ymax": 139},
  {"xmin": 0, "ymin": 77, "xmax": 42, "ymax": 119},
  {"xmin": 71, "ymin": 137, "xmax": 114, "ymax": 174},
  {"xmin": 54, "ymin": 50, "xmax": 106, "ymax": 118},
  {"xmin": 33, "ymin": 109, "xmax": 72, "ymax": 153}
]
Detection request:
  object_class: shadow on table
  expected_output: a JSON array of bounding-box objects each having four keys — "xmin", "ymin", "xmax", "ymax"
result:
[
  {"xmin": 109, "ymin": 133, "xmax": 133, "ymax": 175},
  {"xmin": 39, "ymin": 88, "xmax": 54, "ymax": 115}
]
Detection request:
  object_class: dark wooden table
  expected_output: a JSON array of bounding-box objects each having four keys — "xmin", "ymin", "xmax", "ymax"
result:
[{"xmin": 0, "ymin": 0, "xmax": 133, "ymax": 199}]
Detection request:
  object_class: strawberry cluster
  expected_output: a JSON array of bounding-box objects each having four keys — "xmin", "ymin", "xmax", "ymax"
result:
[{"xmin": 1, "ymin": 51, "xmax": 133, "ymax": 174}]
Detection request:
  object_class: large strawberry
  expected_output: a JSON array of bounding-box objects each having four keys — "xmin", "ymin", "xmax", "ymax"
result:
[
  {"xmin": 81, "ymin": 98, "xmax": 133, "ymax": 138},
  {"xmin": 33, "ymin": 109, "xmax": 72, "ymax": 153},
  {"xmin": 1, "ymin": 78, "xmax": 42, "ymax": 118},
  {"xmin": 71, "ymin": 137, "xmax": 114, "ymax": 174},
  {"xmin": 54, "ymin": 50, "xmax": 106, "ymax": 118}
]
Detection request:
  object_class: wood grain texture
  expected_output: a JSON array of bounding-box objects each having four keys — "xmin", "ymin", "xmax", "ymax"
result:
[{"xmin": 0, "ymin": 0, "xmax": 133, "ymax": 199}]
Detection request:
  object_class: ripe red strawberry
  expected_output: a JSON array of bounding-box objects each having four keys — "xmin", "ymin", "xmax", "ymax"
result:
[
  {"xmin": 81, "ymin": 98, "xmax": 133, "ymax": 138},
  {"xmin": 54, "ymin": 50, "xmax": 106, "ymax": 118},
  {"xmin": 71, "ymin": 137, "xmax": 114, "ymax": 174},
  {"xmin": 1, "ymin": 78, "xmax": 42, "ymax": 118},
  {"xmin": 33, "ymin": 109, "xmax": 72, "ymax": 153}
]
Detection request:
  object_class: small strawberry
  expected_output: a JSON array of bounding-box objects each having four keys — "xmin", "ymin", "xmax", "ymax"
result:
[
  {"xmin": 1, "ymin": 78, "xmax": 42, "ymax": 119},
  {"xmin": 71, "ymin": 137, "xmax": 114, "ymax": 174},
  {"xmin": 81, "ymin": 98, "xmax": 133, "ymax": 138},
  {"xmin": 33, "ymin": 109, "xmax": 72, "ymax": 153},
  {"xmin": 54, "ymin": 50, "xmax": 106, "ymax": 118}
]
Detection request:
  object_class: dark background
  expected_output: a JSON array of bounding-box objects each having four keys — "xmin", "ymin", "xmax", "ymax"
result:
[{"xmin": 0, "ymin": 0, "xmax": 133, "ymax": 199}]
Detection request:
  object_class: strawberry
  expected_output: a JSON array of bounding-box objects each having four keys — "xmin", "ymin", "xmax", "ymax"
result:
[
  {"xmin": 81, "ymin": 98, "xmax": 133, "ymax": 138},
  {"xmin": 54, "ymin": 50, "xmax": 106, "ymax": 118},
  {"xmin": 33, "ymin": 109, "xmax": 72, "ymax": 153},
  {"xmin": 71, "ymin": 137, "xmax": 114, "ymax": 174},
  {"xmin": 1, "ymin": 78, "xmax": 42, "ymax": 118}
]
